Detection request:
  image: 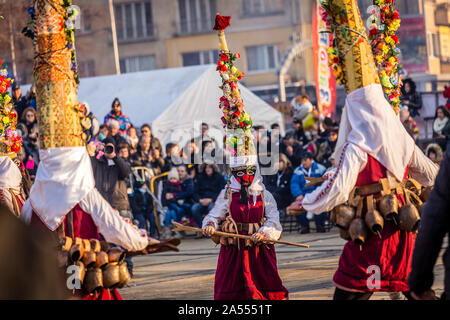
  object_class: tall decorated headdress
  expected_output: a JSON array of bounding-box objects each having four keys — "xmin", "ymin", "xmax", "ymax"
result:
[
  {"xmin": 21, "ymin": 0, "xmax": 97, "ymax": 230},
  {"xmin": 0, "ymin": 61, "xmax": 22, "ymax": 159},
  {"xmin": 321, "ymin": 0, "xmax": 415, "ymax": 183},
  {"xmin": 320, "ymin": 0, "xmax": 380, "ymax": 94},
  {"xmin": 367, "ymin": 0, "xmax": 403, "ymax": 114},
  {"xmin": 214, "ymin": 14, "xmax": 257, "ymax": 203},
  {"xmin": 26, "ymin": 0, "xmax": 85, "ymax": 150}
]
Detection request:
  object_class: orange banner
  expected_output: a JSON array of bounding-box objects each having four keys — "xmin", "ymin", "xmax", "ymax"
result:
[{"xmin": 312, "ymin": 0, "xmax": 336, "ymax": 117}]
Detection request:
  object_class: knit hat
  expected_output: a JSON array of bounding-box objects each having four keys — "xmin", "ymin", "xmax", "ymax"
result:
[{"xmin": 167, "ymin": 167, "xmax": 179, "ymax": 181}]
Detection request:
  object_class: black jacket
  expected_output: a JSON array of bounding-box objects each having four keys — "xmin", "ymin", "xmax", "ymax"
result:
[
  {"xmin": 193, "ymin": 172, "xmax": 225, "ymax": 202},
  {"xmin": 13, "ymin": 96, "xmax": 28, "ymax": 119},
  {"xmin": 263, "ymin": 168, "xmax": 294, "ymax": 209},
  {"xmin": 161, "ymin": 181, "xmax": 182, "ymax": 207},
  {"xmin": 91, "ymin": 155, "xmax": 132, "ymax": 211},
  {"xmin": 280, "ymin": 141, "xmax": 303, "ymax": 168},
  {"xmin": 130, "ymin": 190, "xmax": 154, "ymax": 214},
  {"xmin": 408, "ymin": 149, "xmax": 450, "ymax": 299}
]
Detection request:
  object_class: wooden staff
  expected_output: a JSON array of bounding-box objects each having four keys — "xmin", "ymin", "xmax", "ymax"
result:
[
  {"xmin": 172, "ymin": 222, "xmax": 310, "ymax": 249},
  {"xmin": 304, "ymin": 176, "xmax": 326, "ymax": 188}
]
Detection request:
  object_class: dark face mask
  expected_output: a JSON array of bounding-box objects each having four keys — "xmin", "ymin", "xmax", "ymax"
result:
[{"xmin": 231, "ymin": 165, "xmax": 257, "ymax": 187}]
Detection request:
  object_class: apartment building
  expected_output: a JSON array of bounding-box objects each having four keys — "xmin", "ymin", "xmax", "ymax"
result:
[{"xmin": 1, "ymin": 0, "xmax": 315, "ymax": 101}]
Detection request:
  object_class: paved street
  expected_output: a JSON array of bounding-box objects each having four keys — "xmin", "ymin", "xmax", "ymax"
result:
[{"xmin": 121, "ymin": 228, "xmax": 446, "ymax": 300}]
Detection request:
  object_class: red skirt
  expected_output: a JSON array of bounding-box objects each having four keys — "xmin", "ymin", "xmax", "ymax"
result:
[
  {"xmin": 214, "ymin": 242, "xmax": 288, "ymax": 300},
  {"xmin": 333, "ymin": 192, "xmax": 415, "ymax": 293}
]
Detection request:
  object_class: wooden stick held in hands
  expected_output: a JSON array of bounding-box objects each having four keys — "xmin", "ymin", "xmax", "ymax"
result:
[{"xmin": 171, "ymin": 222, "xmax": 310, "ymax": 249}]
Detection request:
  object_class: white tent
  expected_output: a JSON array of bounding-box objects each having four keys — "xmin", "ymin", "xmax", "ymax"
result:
[
  {"xmin": 76, "ymin": 65, "xmax": 208, "ymax": 125},
  {"xmin": 151, "ymin": 65, "xmax": 284, "ymax": 148}
]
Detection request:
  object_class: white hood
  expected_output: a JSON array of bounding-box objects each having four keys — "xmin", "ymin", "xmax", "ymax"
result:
[
  {"xmin": 28, "ymin": 147, "xmax": 95, "ymax": 230},
  {"xmin": 0, "ymin": 156, "xmax": 22, "ymax": 189},
  {"xmin": 332, "ymin": 84, "xmax": 415, "ymax": 181}
]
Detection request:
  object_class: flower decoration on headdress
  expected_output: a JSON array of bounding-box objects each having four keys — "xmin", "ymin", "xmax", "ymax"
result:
[
  {"xmin": 214, "ymin": 14, "xmax": 253, "ymax": 156},
  {"xmin": 213, "ymin": 14, "xmax": 231, "ymax": 31},
  {"xmin": 368, "ymin": 0, "xmax": 403, "ymax": 114},
  {"xmin": 319, "ymin": 0, "xmax": 380, "ymax": 93},
  {"xmin": 0, "ymin": 60, "xmax": 22, "ymax": 157},
  {"xmin": 319, "ymin": 0, "xmax": 347, "ymax": 88}
]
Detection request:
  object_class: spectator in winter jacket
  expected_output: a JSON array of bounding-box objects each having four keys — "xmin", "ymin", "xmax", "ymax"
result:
[
  {"xmin": 81, "ymin": 102, "xmax": 99, "ymax": 143},
  {"xmin": 161, "ymin": 168, "xmax": 187, "ymax": 239},
  {"xmin": 90, "ymin": 137, "xmax": 133, "ymax": 220},
  {"xmin": 131, "ymin": 135, "xmax": 152, "ymax": 167},
  {"xmin": 191, "ymin": 163, "xmax": 225, "ymax": 228},
  {"xmin": 20, "ymin": 107, "xmax": 37, "ymax": 137},
  {"xmin": 290, "ymin": 152, "xmax": 327, "ymax": 233},
  {"xmin": 400, "ymin": 78, "xmax": 422, "ymax": 117},
  {"xmin": 140, "ymin": 123, "xmax": 163, "ymax": 156},
  {"xmin": 22, "ymin": 124, "xmax": 40, "ymax": 180},
  {"xmin": 316, "ymin": 128, "xmax": 338, "ymax": 168},
  {"xmin": 292, "ymin": 117, "xmax": 310, "ymax": 146},
  {"xmin": 129, "ymin": 181, "xmax": 156, "ymax": 238},
  {"xmin": 280, "ymin": 131, "xmax": 303, "ymax": 168},
  {"xmin": 104, "ymin": 98, "xmax": 132, "ymax": 135},
  {"xmin": 162, "ymin": 143, "xmax": 187, "ymax": 173},
  {"xmin": 107, "ymin": 120, "xmax": 128, "ymax": 148},
  {"xmin": 263, "ymin": 153, "xmax": 294, "ymax": 211},
  {"xmin": 11, "ymin": 82, "xmax": 28, "ymax": 119},
  {"xmin": 125, "ymin": 126, "xmax": 139, "ymax": 152}
]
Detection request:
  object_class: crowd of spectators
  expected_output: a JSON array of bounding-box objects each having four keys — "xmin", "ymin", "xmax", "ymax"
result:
[{"xmin": 10, "ymin": 80, "xmax": 450, "ymax": 240}]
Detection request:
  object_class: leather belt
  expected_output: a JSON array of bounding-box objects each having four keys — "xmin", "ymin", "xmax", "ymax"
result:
[
  {"xmin": 236, "ymin": 222, "xmax": 261, "ymax": 233},
  {"xmin": 355, "ymin": 177, "xmax": 403, "ymax": 196}
]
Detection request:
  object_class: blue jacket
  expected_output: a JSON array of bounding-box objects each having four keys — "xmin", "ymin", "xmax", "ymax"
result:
[{"xmin": 290, "ymin": 161, "xmax": 326, "ymax": 198}]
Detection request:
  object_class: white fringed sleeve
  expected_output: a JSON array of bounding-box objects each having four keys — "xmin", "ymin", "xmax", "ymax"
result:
[
  {"xmin": 409, "ymin": 145, "xmax": 440, "ymax": 187},
  {"xmin": 302, "ymin": 143, "xmax": 367, "ymax": 214}
]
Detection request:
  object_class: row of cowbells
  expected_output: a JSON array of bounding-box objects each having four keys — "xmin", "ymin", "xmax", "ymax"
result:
[
  {"xmin": 57, "ymin": 237, "xmax": 131, "ymax": 293},
  {"xmin": 332, "ymin": 186, "xmax": 431, "ymax": 249}
]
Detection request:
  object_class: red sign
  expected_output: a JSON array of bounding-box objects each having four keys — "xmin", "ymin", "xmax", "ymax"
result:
[{"xmin": 312, "ymin": 0, "xmax": 337, "ymax": 117}]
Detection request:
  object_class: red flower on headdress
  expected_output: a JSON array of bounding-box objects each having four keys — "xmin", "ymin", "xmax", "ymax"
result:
[
  {"xmin": 391, "ymin": 35, "xmax": 399, "ymax": 44},
  {"xmin": 11, "ymin": 143, "xmax": 20, "ymax": 153},
  {"xmin": 393, "ymin": 10, "xmax": 400, "ymax": 20},
  {"xmin": 213, "ymin": 14, "xmax": 231, "ymax": 31}
]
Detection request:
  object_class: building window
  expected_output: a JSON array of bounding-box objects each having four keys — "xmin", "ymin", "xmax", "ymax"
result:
[
  {"xmin": 396, "ymin": 0, "xmax": 420, "ymax": 16},
  {"xmin": 242, "ymin": 0, "xmax": 284, "ymax": 17},
  {"xmin": 79, "ymin": 10, "xmax": 92, "ymax": 34},
  {"xmin": 246, "ymin": 45, "xmax": 279, "ymax": 72},
  {"xmin": 428, "ymin": 33, "xmax": 441, "ymax": 58},
  {"xmin": 115, "ymin": 1, "xmax": 155, "ymax": 42},
  {"xmin": 119, "ymin": 55, "xmax": 156, "ymax": 73},
  {"xmin": 78, "ymin": 60, "xmax": 96, "ymax": 78},
  {"xmin": 182, "ymin": 50, "xmax": 218, "ymax": 66},
  {"xmin": 178, "ymin": 0, "xmax": 217, "ymax": 35}
]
